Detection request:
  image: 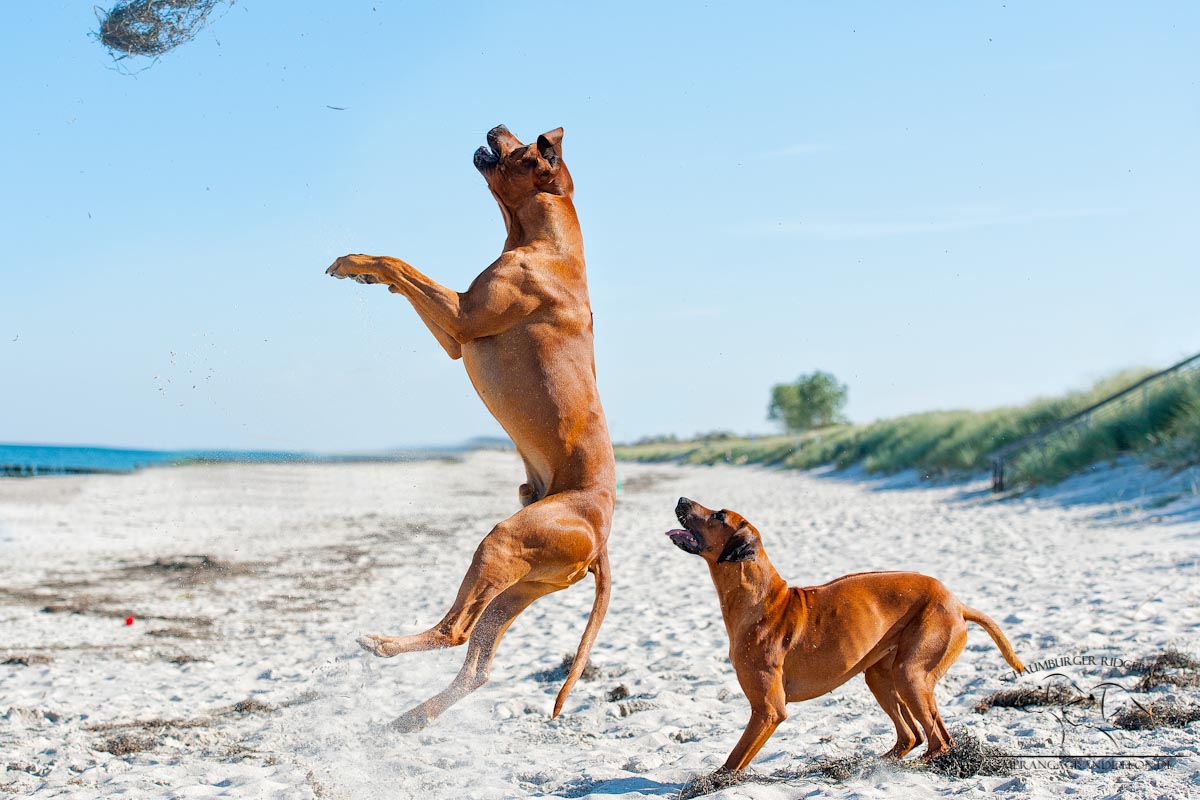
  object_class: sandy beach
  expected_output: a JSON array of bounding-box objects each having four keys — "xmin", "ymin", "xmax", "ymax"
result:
[{"xmin": 1, "ymin": 451, "xmax": 1197, "ymax": 799}]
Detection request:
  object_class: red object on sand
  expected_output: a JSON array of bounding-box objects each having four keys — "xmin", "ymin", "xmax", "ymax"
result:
[{"xmin": 124, "ymin": 616, "xmax": 134, "ymax": 626}]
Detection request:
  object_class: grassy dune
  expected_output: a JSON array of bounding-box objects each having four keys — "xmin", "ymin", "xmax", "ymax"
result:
[{"xmin": 616, "ymin": 370, "xmax": 1200, "ymax": 487}]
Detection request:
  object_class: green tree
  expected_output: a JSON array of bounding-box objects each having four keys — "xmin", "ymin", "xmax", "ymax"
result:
[{"xmin": 768, "ymin": 371, "xmax": 848, "ymax": 432}]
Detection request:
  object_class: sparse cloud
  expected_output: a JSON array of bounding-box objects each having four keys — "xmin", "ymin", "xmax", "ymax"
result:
[{"xmin": 731, "ymin": 207, "xmax": 1106, "ymax": 239}]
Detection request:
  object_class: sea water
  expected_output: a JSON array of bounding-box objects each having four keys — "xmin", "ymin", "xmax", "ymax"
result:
[
  {"xmin": 0, "ymin": 444, "xmax": 315, "ymax": 474},
  {"xmin": 0, "ymin": 440, "xmax": 506, "ymax": 476}
]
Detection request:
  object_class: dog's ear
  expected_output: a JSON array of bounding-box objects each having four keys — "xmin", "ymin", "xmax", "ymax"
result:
[
  {"xmin": 717, "ymin": 526, "xmax": 758, "ymax": 564},
  {"xmin": 537, "ymin": 127, "xmax": 564, "ymax": 164}
]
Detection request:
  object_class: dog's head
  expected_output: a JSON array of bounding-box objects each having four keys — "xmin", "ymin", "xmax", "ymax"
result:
[
  {"xmin": 473, "ymin": 124, "xmax": 573, "ymax": 208},
  {"xmin": 666, "ymin": 497, "xmax": 762, "ymax": 565}
]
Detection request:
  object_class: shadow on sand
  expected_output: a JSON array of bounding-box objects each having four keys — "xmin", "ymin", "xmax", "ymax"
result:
[{"xmin": 544, "ymin": 775, "xmax": 679, "ymax": 797}]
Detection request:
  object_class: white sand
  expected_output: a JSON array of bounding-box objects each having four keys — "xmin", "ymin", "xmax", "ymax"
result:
[{"xmin": 1, "ymin": 452, "xmax": 1197, "ymax": 799}]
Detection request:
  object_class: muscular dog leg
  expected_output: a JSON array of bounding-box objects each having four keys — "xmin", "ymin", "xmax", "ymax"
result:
[
  {"xmin": 896, "ymin": 699, "xmax": 923, "ymax": 753},
  {"xmin": 407, "ymin": 301, "xmax": 462, "ymax": 360},
  {"xmin": 864, "ymin": 662, "xmax": 922, "ymax": 759},
  {"xmin": 388, "ymin": 582, "xmax": 554, "ymax": 732},
  {"xmin": 922, "ymin": 621, "xmax": 967, "ymax": 757},
  {"xmin": 328, "ymin": 254, "xmax": 527, "ymax": 344},
  {"xmin": 358, "ymin": 495, "xmax": 598, "ymax": 657},
  {"xmin": 357, "ymin": 527, "xmax": 531, "ymax": 656},
  {"xmin": 892, "ymin": 612, "xmax": 967, "ymax": 760},
  {"xmin": 721, "ymin": 679, "xmax": 787, "ymax": 773}
]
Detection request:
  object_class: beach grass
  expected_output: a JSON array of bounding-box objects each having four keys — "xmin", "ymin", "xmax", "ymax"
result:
[{"xmin": 615, "ymin": 369, "xmax": 1200, "ymax": 487}]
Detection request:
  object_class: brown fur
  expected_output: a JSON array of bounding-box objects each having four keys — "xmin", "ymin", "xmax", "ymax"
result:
[
  {"xmin": 326, "ymin": 125, "xmax": 614, "ymax": 730},
  {"xmin": 667, "ymin": 498, "xmax": 1022, "ymax": 773}
]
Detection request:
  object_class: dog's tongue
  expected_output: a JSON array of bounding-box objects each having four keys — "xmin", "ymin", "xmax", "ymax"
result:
[{"xmin": 665, "ymin": 529, "xmax": 695, "ymax": 547}]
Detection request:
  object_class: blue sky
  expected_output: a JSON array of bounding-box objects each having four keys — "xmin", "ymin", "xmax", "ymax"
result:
[{"xmin": 2, "ymin": 2, "xmax": 1197, "ymax": 451}]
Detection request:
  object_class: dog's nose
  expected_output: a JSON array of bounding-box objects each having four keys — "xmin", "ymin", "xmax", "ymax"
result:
[{"xmin": 676, "ymin": 497, "xmax": 692, "ymax": 515}]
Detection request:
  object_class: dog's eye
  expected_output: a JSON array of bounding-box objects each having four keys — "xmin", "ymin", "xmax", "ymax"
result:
[{"xmin": 712, "ymin": 510, "xmax": 726, "ymax": 523}]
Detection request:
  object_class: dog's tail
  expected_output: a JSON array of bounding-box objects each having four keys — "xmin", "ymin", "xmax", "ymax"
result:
[
  {"xmin": 553, "ymin": 546, "xmax": 611, "ymax": 718},
  {"xmin": 963, "ymin": 606, "xmax": 1024, "ymax": 672}
]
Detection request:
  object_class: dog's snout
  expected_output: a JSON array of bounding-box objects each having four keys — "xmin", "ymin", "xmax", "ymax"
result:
[
  {"xmin": 676, "ymin": 497, "xmax": 693, "ymax": 521},
  {"xmin": 485, "ymin": 124, "xmax": 521, "ymax": 158}
]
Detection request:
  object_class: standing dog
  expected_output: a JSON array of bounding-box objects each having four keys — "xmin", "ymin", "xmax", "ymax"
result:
[
  {"xmin": 326, "ymin": 125, "xmax": 614, "ymax": 731},
  {"xmin": 667, "ymin": 498, "xmax": 1022, "ymax": 773}
]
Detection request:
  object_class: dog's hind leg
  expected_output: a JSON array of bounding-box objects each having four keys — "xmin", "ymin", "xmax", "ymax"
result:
[
  {"xmin": 387, "ymin": 581, "xmax": 555, "ymax": 732},
  {"xmin": 896, "ymin": 698, "xmax": 923, "ymax": 753},
  {"xmin": 892, "ymin": 610, "xmax": 968, "ymax": 760},
  {"xmin": 356, "ymin": 525, "xmax": 533, "ymax": 657},
  {"xmin": 358, "ymin": 494, "xmax": 599, "ymax": 657},
  {"xmin": 864, "ymin": 661, "xmax": 922, "ymax": 759}
]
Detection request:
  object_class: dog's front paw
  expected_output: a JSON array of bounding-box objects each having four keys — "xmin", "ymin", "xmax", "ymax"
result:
[
  {"xmin": 678, "ymin": 769, "xmax": 745, "ymax": 799},
  {"xmin": 326, "ymin": 254, "xmax": 386, "ymax": 284}
]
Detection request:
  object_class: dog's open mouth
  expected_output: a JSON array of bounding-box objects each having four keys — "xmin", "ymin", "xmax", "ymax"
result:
[
  {"xmin": 473, "ymin": 145, "xmax": 499, "ymax": 170},
  {"xmin": 666, "ymin": 529, "xmax": 702, "ymax": 554}
]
